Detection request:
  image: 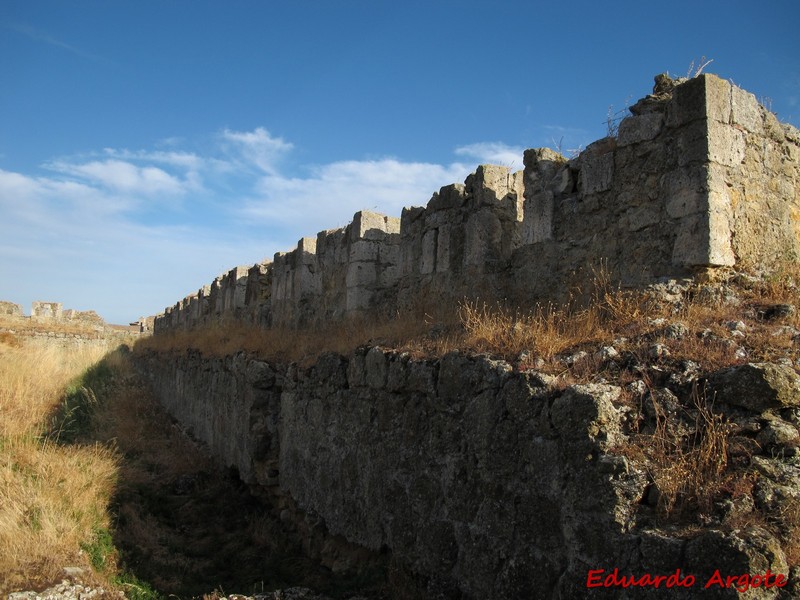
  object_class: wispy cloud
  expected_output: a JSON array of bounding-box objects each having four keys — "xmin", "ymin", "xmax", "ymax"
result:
[
  {"xmin": 7, "ymin": 22, "xmax": 109, "ymax": 63},
  {"xmin": 222, "ymin": 127, "xmax": 293, "ymax": 175},
  {"xmin": 45, "ymin": 159, "xmax": 191, "ymax": 197}
]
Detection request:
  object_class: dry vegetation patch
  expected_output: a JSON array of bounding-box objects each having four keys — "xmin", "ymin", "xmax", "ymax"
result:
[
  {"xmin": 0, "ymin": 314, "xmax": 109, "ymax": 338},
  {"xmin": 0, "ymin": 341, "xmax": 120, "ymax": 593}
]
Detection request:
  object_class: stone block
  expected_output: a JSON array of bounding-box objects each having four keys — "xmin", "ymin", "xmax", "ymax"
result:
[
  {"xmin": 731, "ymin": 84, "xmax": 764, "ymax": 134},
  {"xmin": 421, "ymin": 229, "xmax": 437, "ymax": 274},
  {"xmin": 345, "ymin": 286, "xmax": 372, "ymax": 311},
  {"xmin": 707, "ymin": 120, "xmax": 746, "ymax": 167},
  {"xmin": 580, "ymin": 150, "xmax": 614, "ymax": 195},
  {"xmin": 0, "ymin": 301, "xmax": 23, "ymax": 316},
  {"xmin": 617, "ymin": 113, "xmax": 664, "ymax": 146},
  {"xmin": 365, "ymin": 347, "xmax": 388, "ymax": 389},
  {"xmin": 523, "ymin": 147, "xmax": 564, "ymax": 171},
  {"xmin": 427, "ymin": 183, "xmax": 467, "ymax": 211},
  {"xmin": 351, "ymin": 210, "xmax": 400, "ymax": 241},
  {"xmin": 400, "ymin": 205, "xmax": 425, "ymax": 228},
  {"xmin": 423, "ymin": 207, "xmax": 455, "ymax": 229},
  {"xmin": 379, "ymin": 263, "xmax": 402, "ymax": 287},
  {"xmin": 435, "ymin": 225, "xmax": 451, "ymax": 272},
  {"xmin": 31, "ymin": 301, "xmax": 63, "ymax": 320},
  {"xmin": 522, "ymin": 190, "xmax": 553, "ymax": 244},
  {"xmin": 675, "ymin": 119, "xmax": 710, "ymax": 166},
  {"xmin": 294, "ymin": 266, "xmax": 320, "ymax": 297},
  {"xmin": 706, "ymin": 192, "xmax": 736, "ymax": 266},
  {"xmin": 672, "ymin": 208, "xmax": 734, "ymax": 267},
  {"xmin": 624, "ymin": 204, "xmax": 661, "ymax": 232},
  {"xmin": 379, "ymin": 242, "xmax": 401, "ymax": 266},
  {"xmin": 464, "ymin": 211, "xmax": 502, "ymax": 266},
  {"xmin": 667, "ymin": 74, "xmax": 731, "ymax": 127},
  {"xmin": 664, "ymin": 167, "xmax": 706, "ymax": 219},
  {"xmin": 467, "ymin": 165, "xmax": 524, "ymax": 208},
  {"xmin": 672, "ymin": 213, "xmax": 707, "ymax": 267},
  {"xmin": 349, "ymin": 240, "xmax": 380, "ymax": 263},
  {"xmin": 764, "ymin": 111, "xmax": 786, "ymax": 143},
  {"xmin": 296, "ymin": 238, "xmax": 318, "ymax": 264},
  {"xmin": 346, "ymin": 262, "xmax": 377, "ymax": 288}
]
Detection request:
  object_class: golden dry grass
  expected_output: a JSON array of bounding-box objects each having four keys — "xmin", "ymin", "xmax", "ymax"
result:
[
  {"xmin": 0, "ymin": 340, "xmax": 120, "ymax": 593},
  {"xmin": 0, "ymin": 314, "xmax": 108, "ymax": 338},
  {"xmin": 134, "ymin": 310, "xmax": 462, "ymax": 366},
  {"xmin": 618, "ymin": 385, "xmax": 736, "ymax": 519},
  {"xmin": 135, "ymin": 263, "xmax": 800, "ymax": 380}
]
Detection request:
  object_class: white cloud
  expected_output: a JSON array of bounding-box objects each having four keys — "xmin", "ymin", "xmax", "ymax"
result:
[
  {"xmin": 45, "ymin": 159, "xmax": 191, "ymax": 197},
  {"xmin": 222, "ymin": 127, "xmax": 293, "ymax": 175},
  {"xmin": 104, "ymin": 148, "xmax": 204, "ymax": 170}
]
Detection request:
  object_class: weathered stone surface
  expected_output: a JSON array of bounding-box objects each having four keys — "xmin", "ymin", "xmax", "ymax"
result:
[
  {"xmin": 618, "ymin": 112, "xmax": 664, "ymax": 146},
  {"xmin": 245, "ymin": 360, "xmax": 277, "ymax": 389},
  {"xmin": 707, "ymin": 362, "xmax": 800, "ymax": 412},
  {"xmin": 579, "ymin": 143, "xmax": 615, "ymax": 194},
  {"xmin": 0, "ymin": 300, "xmax": 23, "ymax": 316},
  {"xmin": 684, "ymin": 527, "xmax": 788, "ymax": 598},
  {"xmin": 31, "ymin": 301, "xmax": 63, "ymax": 320},
  {"xmin": 756, "ymin": 416, "xmax": 800, "ymax": 447},
  {"xmin": 138, "ymin": 346, "xmax": 799, "ymax": 600}
]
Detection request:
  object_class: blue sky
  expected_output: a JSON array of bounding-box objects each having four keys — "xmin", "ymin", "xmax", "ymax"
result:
[{"xmin": 1, "ymin": 1, "xmax": 798, "ymax": 324}]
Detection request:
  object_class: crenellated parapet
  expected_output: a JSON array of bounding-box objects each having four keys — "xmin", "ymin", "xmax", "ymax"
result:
[{"xmin": 152, "ymin": 73, "xmax": 800, "ymax": 333}]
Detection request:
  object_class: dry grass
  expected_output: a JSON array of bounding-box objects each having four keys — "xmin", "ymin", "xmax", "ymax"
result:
[
  {"xmin": 774, "ymin": 497, "xmax": 800, "ymax": 566},
  {"xmin": 456, "ymin": 279, "xmax": 647, "ymax": 363},
  {"xmin": 135, "ymin": 310, "xmax": 462, "ymax": 366},
  {"xmin": 0, "ymin": 314, "xmax": 108, "ymax": 338},
  {"xmin": 619, "ymin": 385, "xmax": 737, "ymax": 519},
  {"xmin": 0, "ymin": 341, "xmax": 120, "ymax": 593},
  {"xmin": 135, "ymin": 262, "xmax": 800, "ymax": 380}
]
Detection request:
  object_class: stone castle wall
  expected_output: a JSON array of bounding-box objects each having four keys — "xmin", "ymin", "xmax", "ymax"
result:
[
  {"xmin": 136, "ymin": 347, "xmax": 794, "ymax": 598},
  {"xmin": 153, "ymin": 74, "xmax": 800, "ymax": 333}
]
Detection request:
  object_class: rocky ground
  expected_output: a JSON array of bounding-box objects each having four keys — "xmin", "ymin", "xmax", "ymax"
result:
[{"xmin": 8, "ymin": 581, "xmax": 367, "ymax": 600}]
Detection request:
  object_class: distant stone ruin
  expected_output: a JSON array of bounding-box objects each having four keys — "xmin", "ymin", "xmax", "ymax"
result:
[
  {"xmin": 31, "ymin": 301, "xmax": 64, "ymax": 321},
  {"xmin": 153, "ymin": 73, "xmax": 800, "ymax": 332},
  {"xmin": 0, "ymin": 300, "xmax": 145, "ymax": 347},
  {"xmin": 28, "ymin": 301, "xmax": 110, "ymax": 329},
  {"xmin": 0, "ymin": 301, "xmax": 23, "ymax": 317}
]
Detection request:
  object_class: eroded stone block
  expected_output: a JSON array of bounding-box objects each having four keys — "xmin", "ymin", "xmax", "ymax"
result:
[
  {"xmin": 618, "ymin": 113, "xmax": 664, "ymax": 146},
  {"xmin": 731, "ymin": 84, "xmax": 764, "ymax": 134},
  {"xmin": 667, "ymin": 74, "xmax": 731, "ymax": 127},
  {"xmin": 580, "ymin": 150, "xmax": 614, "ymax": 195},
  {"xmin": 708, "ymin": 121, "xmax": 746, "ymax": 167}
]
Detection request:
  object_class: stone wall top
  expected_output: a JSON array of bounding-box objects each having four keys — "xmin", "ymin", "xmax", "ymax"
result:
[{"xmin": 152, "ymin": 73, "xmax": 800, "ymax": 333}]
